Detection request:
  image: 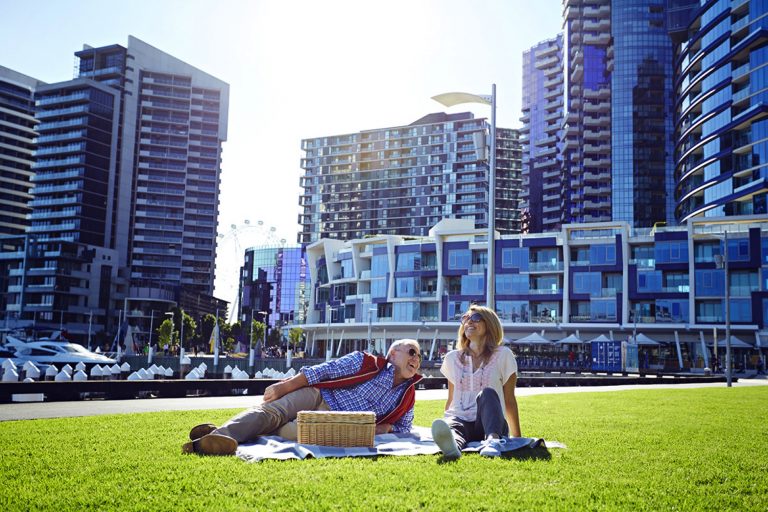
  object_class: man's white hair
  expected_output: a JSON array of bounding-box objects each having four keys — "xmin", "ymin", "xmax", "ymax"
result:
[{"xmin": 387, "ymin": 338, "xmax": 419, "ymax": 357}]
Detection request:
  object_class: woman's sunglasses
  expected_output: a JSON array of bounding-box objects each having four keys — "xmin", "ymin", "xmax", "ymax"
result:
[{"xmin": 460, "ymin": 312, "xmax": 484, "ymax": 324}]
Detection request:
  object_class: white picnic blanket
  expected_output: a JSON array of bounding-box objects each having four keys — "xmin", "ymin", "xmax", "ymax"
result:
[{"xmin": 237, "ymin": 426, "xmax": 562, "ymax": 462}]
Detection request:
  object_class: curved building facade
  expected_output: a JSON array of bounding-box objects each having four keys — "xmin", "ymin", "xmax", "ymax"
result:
[{"xmin": 674, "ymin": 0, "xmax": 768, "ymax": 222}]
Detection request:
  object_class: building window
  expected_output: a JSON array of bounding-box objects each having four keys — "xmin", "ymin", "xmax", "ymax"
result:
[
  {"xmin": 573, "ymin": 272, "xmax": 602, "ymax": 295},
  {"xmin": 395, "ymin": 277, "xmax": 418, "ymax": 298},
  {"xmin": 694, "ymin": 269, "xmax": 725, "ymax": 297},
  {"xmin": 496, "ymin": 300, "xmax": 530, "ymax": 323},
  {"xmin": 447, "ymin": 249, "xmax": 471, "ymax": 270},
  {"xmin": 396, "ymin": 252, "xmax": 420, "ymax": 271},
  {"xmin": 501, "ymin": 247, "xmax": 529, "ymax": 270},
  {"xmin": 637, "ymin": 270, "xmax": 662, "ymax": 292},
  {"xmin": 590, "ymin": 244, "xmax": 616, "ymax": 265},
  {"xmin": 460, "ymin": 275, "xmax": 485, "ymax": 295},
  {"xmin": 656, "ymin": 240, "xmax": 688, "ymax": 264},
  {"xmin": 371, "ymin": 254, "xmax": 388, "ymax": 278}
]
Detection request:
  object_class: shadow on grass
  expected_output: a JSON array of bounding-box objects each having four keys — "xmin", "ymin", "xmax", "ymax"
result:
[
  {"xmin": 434, "ymin": 447, "xmax": 552, "ymax": 463},
  {"xmin": 502, "ymin": 446, "xmax": 552, "ymax": 461}
]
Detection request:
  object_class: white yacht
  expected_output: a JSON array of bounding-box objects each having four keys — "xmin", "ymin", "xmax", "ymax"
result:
[{"xmin": 2, "ymin": 331, "xmax": 116, "ymax": 368}]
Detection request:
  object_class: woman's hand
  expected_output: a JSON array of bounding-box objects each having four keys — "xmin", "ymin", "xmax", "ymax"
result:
[{"xmin": 375, "ymin": 423, "xmax": 392, "ymax": 435}]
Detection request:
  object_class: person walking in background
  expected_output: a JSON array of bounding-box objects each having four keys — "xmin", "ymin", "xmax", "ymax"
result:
[
  {"xmin": 183, "ymin": 339, "xmax": 423, "ymax": 455},
  {"xmin": 432, "ymin": 305, "xmax": 521, "ymax": 459}
]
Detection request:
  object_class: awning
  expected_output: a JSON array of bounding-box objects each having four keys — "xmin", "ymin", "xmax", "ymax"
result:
[
  {"xmin": 631, "ymin": 333, "xmax": 662, "ymax": 346},
  {"xmin": 588, "ymin": 334, "xmax": 613, "ymax": 343},
  {"xmin": 708, "ymin": 335, "xmax": 754, "ymax": 349},
  {"xmin": 507, "ymin": 332, "xmax": 553, "ymax": 345},
  {"xmin": 555, "ymin": 333, "xmax": 586, "ymax": 344}
]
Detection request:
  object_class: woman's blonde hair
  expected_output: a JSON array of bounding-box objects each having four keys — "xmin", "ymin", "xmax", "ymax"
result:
[{"xmin": 456, "ymin": 305, "xmax": 504, "ymax": 366}]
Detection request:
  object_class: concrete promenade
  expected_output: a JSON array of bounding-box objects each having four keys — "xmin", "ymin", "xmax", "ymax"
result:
[{"xmin": 1, "ymin": 377, "xmax": 766, "ymax": 422}]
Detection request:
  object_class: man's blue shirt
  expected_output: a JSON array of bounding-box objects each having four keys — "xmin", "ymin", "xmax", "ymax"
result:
[{"xmin": 301, "ymin": 351, "xmax": 414, "ymax": 433}]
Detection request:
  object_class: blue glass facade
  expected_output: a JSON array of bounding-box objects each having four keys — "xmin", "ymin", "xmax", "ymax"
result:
[
  {"xmin": 673, "ymin": 0, "xmax": 768, "ymax": 222},
  {"xmin": 611, "ymin": 0, "xmax": 675, "ymax": 227},
  {"xmin": 238, "ymin": 246, "xmax": 309, "ymax": 334}
]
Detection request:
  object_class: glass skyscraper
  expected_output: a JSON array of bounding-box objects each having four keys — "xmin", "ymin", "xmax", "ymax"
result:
[
  {"xmin": 523, "ymin": 1, "xmax": 682, "ymax": 231},
  {"xmin": 238, "ymin": 246, "xmax": 309, "ymax": 336},
  {"xmin": 611, "ymin": 0, "xmax": 675, "ymax": 227}
]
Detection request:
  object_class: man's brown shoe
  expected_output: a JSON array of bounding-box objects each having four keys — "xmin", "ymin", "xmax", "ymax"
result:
[
  {"xmin": 182, "ymin": 433, "xmax": 238, "ymax": 456},
  {"xmin": 182, "ymin": 440, "xmax": 196, "ymax": 454},
  {"xmin": 189, "ymin": 423, "xmax": 217, "ymax": 440}
]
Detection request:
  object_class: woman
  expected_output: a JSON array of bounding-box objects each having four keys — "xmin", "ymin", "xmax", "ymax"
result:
[{"xmin": 432, "ymin": 305, "xmax": 521, "ymax": 459}]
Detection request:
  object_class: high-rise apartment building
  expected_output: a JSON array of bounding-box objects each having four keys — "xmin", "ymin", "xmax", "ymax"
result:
[
  {"xmin": 562, "ymin": 0, "xmax": 613, "ymax": 225},
  {"xmin": 520, "ymin": 35, "xmax": 565, "ymax": 233},
  {"xmin": 0, "ymin": 67, "xmax": 41, "ymax": 237},
  {"xmin": 299, "ymin": 112, "xmax": 521, "ymax": 244},
  {"xmin": 75, "ymin": 37, "xmax": 229, "ymax": 297},
  {"xmin": 1, "ymin": 37, "xmax": 229, "ymax": 341},
  {"xmin": 671, "ymin": 0, "xmax": 768, "ymax": 221}
]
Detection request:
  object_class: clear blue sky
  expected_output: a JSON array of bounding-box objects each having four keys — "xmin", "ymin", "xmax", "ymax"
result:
[{"xmin": 0, "ymin": 0, "xmax": 563, "ymax": 303}]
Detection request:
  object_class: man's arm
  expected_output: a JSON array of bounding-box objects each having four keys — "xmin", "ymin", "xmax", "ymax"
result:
[
  {"xmin": 389, "ymin": 407, "xmax": 414, "ymax": 433},
  {"xmin": 262, "ymin": 372, "xmax": 309, "ymax": 403},
  {"xmin": 264, "ymin": 352, "xmax": 365, "ymax": 402},
  {"xmin": 301, "ymin": 351, "xmax": 364, "ymax": 385}
]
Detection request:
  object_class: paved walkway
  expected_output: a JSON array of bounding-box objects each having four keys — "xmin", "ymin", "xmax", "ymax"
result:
[{"xmin": 1, "ymin": 377, "xmax": 766, "ymax": 422}]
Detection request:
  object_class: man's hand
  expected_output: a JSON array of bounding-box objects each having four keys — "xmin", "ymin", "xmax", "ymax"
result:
[
  {"xmin": 375, "ymin": 423, "xmax": 392, "ymax": 435},
  {"xmin": 262, "ymin": 372, "xmax": 309, "ymax": 403},
  {"xmin": 262, "ymin": 382, "xmax": 287, "ymax": 403}
]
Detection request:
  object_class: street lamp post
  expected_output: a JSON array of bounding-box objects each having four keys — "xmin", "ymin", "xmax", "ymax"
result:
[
  {"xmin": 367, "ymin": 307, "xmax": 377, "ymax": 354},
  {"xmin": 179, "ymin": 310, "xmax": 185, "ymax": 359},
  {"xmin": 714, "ymin": 232, "xmax": 732, "ymax": 387},
  {"xmin": 433, "ymin": 85, "xmax": 497, "ymax": 308},
  {"xmin": 326, "ymin": 304, "xmax": 333, "ymax": 361},
  {"xmin": 248, "ymin": 309, "xmax": 256, "ymax": 373}
]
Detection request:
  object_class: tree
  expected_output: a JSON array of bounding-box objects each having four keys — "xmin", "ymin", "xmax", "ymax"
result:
[
  {"xmin": 223, "ymin": 337, "xmax": 236, "ymax": 352},
  {"xmin": 251, "ymin": 320, "xmax": 265, "ymax": 349},
  {"xmin": 181, "ymin": 311, "xmax": 196, "ymax": 349},
  {"xmin": 289, "ymin": 327, "xmax": 304, "ymax": 352},
  {"xmin": 229, "ymin": 320, "xmax": 244, "ymax": 346},
  {"xmin": 268, "ymin": 328, "xmax": 282, "ymax": 347},
  {"xmin": 158, "ymin": 319, "xmax": 174, "ymax": 347}
]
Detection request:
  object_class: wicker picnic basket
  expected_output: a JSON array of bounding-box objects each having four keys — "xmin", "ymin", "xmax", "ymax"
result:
[{"xmin": 296, "ymin": 410, "xmax": 376, "ymax": 447}]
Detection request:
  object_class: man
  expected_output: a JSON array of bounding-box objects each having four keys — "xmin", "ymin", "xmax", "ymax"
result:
[{"xmin": 183, "ymin": 339, "xmax": 423, "ymax": 455}]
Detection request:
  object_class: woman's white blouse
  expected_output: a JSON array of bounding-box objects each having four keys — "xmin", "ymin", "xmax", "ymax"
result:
[{"xmin": 440, "ymin": 346, "xmax": 518, "ymax": 422}]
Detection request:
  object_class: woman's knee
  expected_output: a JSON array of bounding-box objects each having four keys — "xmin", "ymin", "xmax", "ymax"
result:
[{"xmin": 476, "ymin": 387, "xmax": 500, "ymax": 403}]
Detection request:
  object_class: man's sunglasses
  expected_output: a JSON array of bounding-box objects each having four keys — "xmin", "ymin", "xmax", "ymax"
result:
[
  {"xmin": 460, "ymin": 312, "xmax": 483, "ymax": 324},
  {"xmin": 406, "ymin": 347, "xmax": 422, "ymax": 361}
]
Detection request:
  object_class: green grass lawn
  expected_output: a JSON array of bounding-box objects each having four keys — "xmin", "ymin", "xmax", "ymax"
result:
[{"xmin": 1, "ymin": 387, "xmax": 766, "ymax": 511}]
